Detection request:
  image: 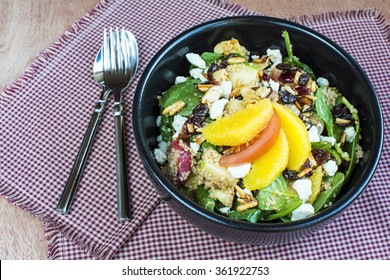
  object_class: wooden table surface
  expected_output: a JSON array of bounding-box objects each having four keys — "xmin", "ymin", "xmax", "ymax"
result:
[{"xmin": 1, "ymin": 0, "xmax": 389, "ymax": 260}]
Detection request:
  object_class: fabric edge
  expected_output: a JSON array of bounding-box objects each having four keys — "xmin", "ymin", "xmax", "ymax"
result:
[
  {"xmin": 0, "ymin": 0, "xmax": 113, "ymax": 106},
  {"xmin": 209, "ymin": 0, "xmax": 258, "ymax": 15}
]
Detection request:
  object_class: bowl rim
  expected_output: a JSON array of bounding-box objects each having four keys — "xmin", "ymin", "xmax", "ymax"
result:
[{"xmin": 133, "ymin": 15, "xmax": 384, "ymax": 232}]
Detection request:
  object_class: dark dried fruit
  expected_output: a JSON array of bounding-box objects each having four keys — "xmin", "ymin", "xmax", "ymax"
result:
[
  {"xmin": 179, "ymin": 103, "xmax": 209, "ymax": 139},
  {"xmin": 295, "ymin": 86, "xmax": 310, "ymax": 96},
  {"xmin": 312, "ymin": 149, "xmax": 331, "ymax": 166},
  {"xmin": 219, "ymin": 54, "xmax": 234, "ymax": 68},
  {"xmin": 207, "ymin": 63, "xmax": 219, "ymax": 84},
  {"xmin": 262, "ymin": 72, "xmax": 270, "ymax": 82},
  {"xmin": 278, "ymin": 69, "xmax": 297, "ymax": 83},
  {"xmin": 332, "ymin": 104, "xmax": 354, "ymax": 126},
  {"xmin": 298, "ymin": 73, "xmax": 310, "ymax": 86},
  {"xmin": 276, "ymin": 63, "xmax": 294, "ymax": 71},
  {"xmin": 283, "ymin": 169, "xmax": 299, "ymax": 180},
  {"xmin": 279, "ymin": 89, "xmax": 296, "ymax": 104}
]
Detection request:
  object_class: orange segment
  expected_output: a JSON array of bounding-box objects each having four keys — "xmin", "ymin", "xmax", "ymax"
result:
[
  {"xmin": 202, "ymin": 99, "xmax": 273, "ymax": 146},
  {"xmin": 307, "ymin": 166, "xmax": 323, "ymax": 204},
  {"xmin": 243, "ymin": 129, "xmax": 289, "ymax": 190},
  {"xmin": 272, "ymin": 102, "xmax": 311, "ymax": 171}
]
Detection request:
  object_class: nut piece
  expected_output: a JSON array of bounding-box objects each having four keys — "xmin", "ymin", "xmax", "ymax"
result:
[
  {"xmin": 201, "ymin": 85, "xmax": 223, "ymax": 106},
  {"xmin": 197, "ymin": 83, "xmax": 214, "ymax": 92},
  {"xmin": 162, "ymin": 100, "xmax": 185, "ymax": 116},
  {"xmin": 235, "ymin": 185, "xmax": 258, "ymax": 212},
  {"xmin": 227, "ymin": 56, "xmax": 246, "ymax": 64}
]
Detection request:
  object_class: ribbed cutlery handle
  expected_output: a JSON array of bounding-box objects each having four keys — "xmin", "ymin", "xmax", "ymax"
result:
[
  {"xmin": 114, "ymin": 98, "xmax": 131, "ymax": 221},
  {"xmin": 56, "ymin": 96, "xmax": 108, "ymax": 213}
]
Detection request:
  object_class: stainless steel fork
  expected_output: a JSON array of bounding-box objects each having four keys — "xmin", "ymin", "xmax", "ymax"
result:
[{"xmin": 103, "ymin": 28, "xmax": 138, "ymax": 221}]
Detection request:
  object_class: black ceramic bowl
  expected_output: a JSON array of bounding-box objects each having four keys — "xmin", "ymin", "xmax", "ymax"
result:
[{"xmin": 133, "ymin": 16, "xmax": 383, "ymax": 245}]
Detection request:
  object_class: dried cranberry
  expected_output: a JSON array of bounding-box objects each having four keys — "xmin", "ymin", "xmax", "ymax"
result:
[
  {"xmin": 262, "ymin": 72, "xmax": 270, "ymax": 82},
  {"xmin": 278, "ymin": 69, "xmax": 296, "ymax": 83},
  {"xmin": 219, "ymin": 54, "xmax": 234, "ymax": 68},
  {"xmin": 207, "ymin": 63, "xmax": 219, "ymax": 83},
  {"xmin": 312, "ymin": 149, "xmax": 331, "ymax": 166},
  {"xmin": 331, "ymin": 104, "xmax": 354, "ymax": 121},
  {"xmin": 283, "ymin": 169, "xmax": 299, "ymax": 180},
  {"xmin": 298, "ymin": 73, "xmax": 310, "ymax": 86},
  {"xmin": 279, "ymin": 89, "xmax": 296, "ymax": 104},
  {"xmin": 178, "ymin": 104, "xmax": 208, "ymax": 139},
  {"xmin": 276, "ymin": 63, "xmax": 294, "ymax": 71},
  {"xmin": 295, "ymin": 86, "xmax": 310, "ymax": 96}
]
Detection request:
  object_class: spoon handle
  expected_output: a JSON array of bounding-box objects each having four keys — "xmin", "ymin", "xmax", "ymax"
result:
[
  {"xmin": 56, "ymin": 90, "xmax": 110, "ymax": 213},
  {"xmin": 113, "ymin": 92, "xmax": 131, "ymax": 221}
]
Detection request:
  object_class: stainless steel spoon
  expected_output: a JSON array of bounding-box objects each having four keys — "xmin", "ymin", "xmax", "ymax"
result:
[{"xmin": 56, "ymin": 42, "xmax": 111, "ymax": 213}]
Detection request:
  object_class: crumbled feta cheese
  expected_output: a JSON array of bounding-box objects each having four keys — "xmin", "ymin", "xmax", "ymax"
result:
[
  {"xmin": 156, "ymin": 135, "xmax": 163, "ymax": 142},
  {"xmin": 262, "ymin": 81, "xmax": 270, "ymax": 87},
  {"xmin": 172, "ymin": 115, "xmax": 188, "ymax": 134},
  {"xmin": 156, "ymin": 116, "xmax": 162, "ymax": 127},
  {"xmin": 251, "ymin": 54, "xmax": 260, "ymax": 60},
  {"xmin": 292, "ymin": 179, "xmax": 312, "ymax": 202},
  {"xmin": 158, "ymin": 141, "xmax": 169, "ymax": 154},
  {"xmin": 344, "ymin": 126, "xmax": 356, "ymax": 143},
  {"xmin": 153, "ymin": 148, "xmax": 167, "ymax": 164},
  {"xmin": 308, "ymin": 125, "xmax": 320, "ymax": 142},
  {"xmin": 227, "ymin": 163, "xmax": 252, "ymax": 178},
  {"xmin": 190, "ymin": 142, "xmax": 200, "ymax": 154},
  {"xmin": 320, "ymin": 136, "xmax": 336, "ymax": 146},
  {"xmin": 269, "ymin": 79, "xmax": 280, "ymax": 92},
  {"xmin": 186, "ymin": 53, "xmax": 206, "ymax": 69},
  {"xmin": 218, "ymin": 207, "xmax": 231, "ymax": 215},
  {"xmin": 189, "ymin": 68, "xmax": 208, "ymax": 82},
  {"xmin": 323, "ymin": 160, "xmax": 338, "ymax": 176},
  {"xmin": 220, "ymin": 81, "xmax": 232, "ymax": 98},
  {"xmin": 266, "ymin": 49, "xmax": 282, "ymax": 65},
  {"xmin": 209, "ymin": 98, "xmax": 229, "ymax": 119},
  {"xmin": 291, "ymin": 203, "xmax": 314, "ymax": 221},
  {"xmin": 175, "ymin": 76, "xmax": 187, "ymax": 84},
  {"xmin": 316, "ymin": 77, "xmax": 329, "ymax": 87}
]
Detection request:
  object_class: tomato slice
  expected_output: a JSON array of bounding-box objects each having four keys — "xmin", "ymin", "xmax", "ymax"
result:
[{"xmin": 219, "ymin": 109, "xmax": 281, "ymax": 167}]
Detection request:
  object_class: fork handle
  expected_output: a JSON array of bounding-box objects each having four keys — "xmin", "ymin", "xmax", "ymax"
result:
[
  {"xmin": 113, "ymin": 97, "xmax": 131, "ymax": 221},
  {"xmin": 56, "ymin": 89, "xmax": 109, "ymax": 213}
]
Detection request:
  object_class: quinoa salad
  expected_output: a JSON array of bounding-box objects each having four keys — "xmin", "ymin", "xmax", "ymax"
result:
[{"xmin": 153, "ymin": 31, "xmax": 363, "ymax": 223}]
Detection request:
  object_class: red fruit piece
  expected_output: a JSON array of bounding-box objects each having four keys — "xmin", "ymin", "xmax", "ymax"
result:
[{"xmin": 167, "ymin": 140, "xmax": 193, "ymax": 185}]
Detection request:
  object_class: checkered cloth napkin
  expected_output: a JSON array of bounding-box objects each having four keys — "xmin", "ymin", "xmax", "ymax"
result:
[{"xmin": 1, "ymin": 0, "xmax": 389, "ymax": 259}]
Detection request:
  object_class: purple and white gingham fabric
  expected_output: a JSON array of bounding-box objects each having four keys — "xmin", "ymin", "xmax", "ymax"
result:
[{"xmin": 1, "ymin": 0, "xmax": 389, "ymax": 259}]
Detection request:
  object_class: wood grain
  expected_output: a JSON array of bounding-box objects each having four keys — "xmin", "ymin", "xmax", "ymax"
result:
[{"xmin": 0, "ymin": 0, "xmax": 389, "ymax": 260}]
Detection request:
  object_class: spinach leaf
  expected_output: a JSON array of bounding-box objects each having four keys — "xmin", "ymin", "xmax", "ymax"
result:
[
  {"xmin": 315, "ymin": 87, "xmax": 346, "ymax": 158},
  {"xmin": 195, "ymin": 186, "xmax": 215, "ymax": 212},
  {"xmin": 201, "ymin": 52, "xmax": 222, "ymax": 65},
  {"xmin": 229, "ymin": 209, "xmax": 262, "ymax": 223},
  {"xmin": 264, "ymin": 197, "xmax": 302, "ymax": 221},
  {"xmin": 282, "ymin": 30, "xmax": 316, "ymax": 79},
  {"xmin": 312, "ymin": 172, "xmax": 345, "ymax": 212},
  {"xmin": 160, "ymin": 114, "xmax": 173, "ymax": 142},
  {"xmin": 257, "ymin": 175, "xmax": 288, "ymax": 211},
  {"xmin": 159, "ymin": 79, "xmax": 202, "ymax": 116},
  {"xmin": 341, "ymin": 97, "xmax": 361, "ymax": 180}
]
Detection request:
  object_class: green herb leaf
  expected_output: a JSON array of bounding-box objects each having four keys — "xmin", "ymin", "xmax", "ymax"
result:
[
  {"xmin": 264, "ymin": 197, "xmax": 302, "ymax": 221},
  {"xmin": 313, "ymin": 172, "xmax": 345, "ymax": 212},
  {"xmin": 341, "ymin": 97, "xmax": 361, "ymax": 180},
  {"xmin": 282, "ymin": 30, "xmax": 316, "ymax": 79},
  {"xmin": 201, "ymin": 52, "xmax": 222, "ymax": 65},
  {"xmin": 257, "ymin": 175, "xmax": 288, "ymax": 211},
  {"xmin": 228, "ymin": 209, "xmax": 262, "ymax": 223},
  {"xmin": 159, "ymin": 79, "xmax": 202, "ymax": 116},
  {"xmin": 195, "ymin": 186, "xmax": 215, "ymax": 212}
]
